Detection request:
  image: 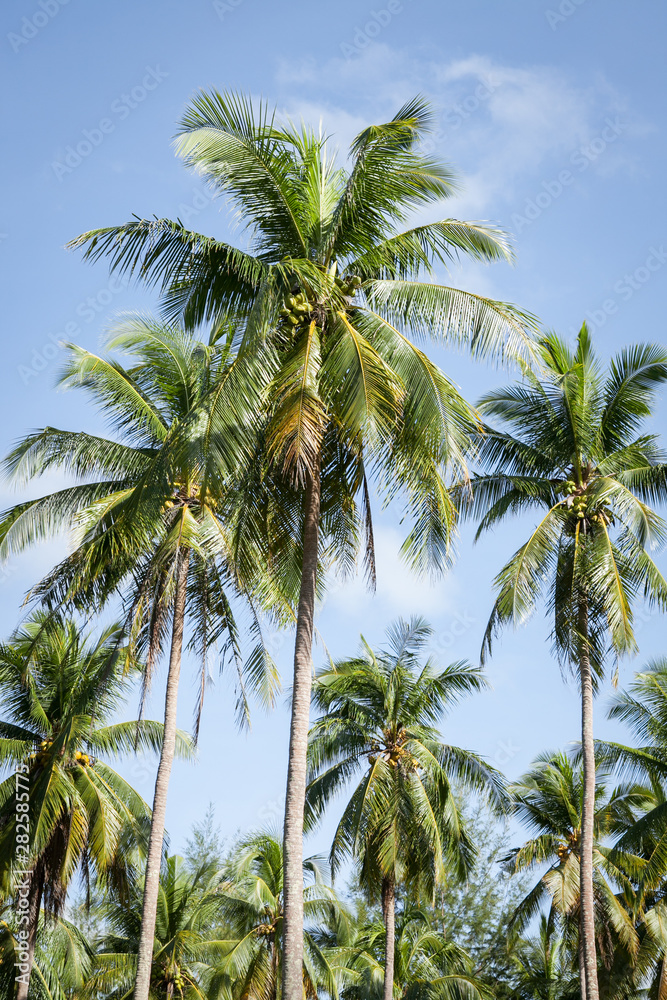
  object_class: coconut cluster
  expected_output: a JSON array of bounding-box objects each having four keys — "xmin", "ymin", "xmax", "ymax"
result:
[
  {"xmin": 278, "ymin": 291, "xmax": 313, "ymax": 331},
  {"xmin": 164, "ymin": 962, "xmax": 186, "ymax": 994},
  {"xmin": 334, "ymin": 274, "xmax": 362, "ymax": 297},
  {"xmin": 277, "ymin": 276, "xmax": 362, "ymax": 335},
  {"xmin": 29, "ymin": 739, "xmax": 53, "ymax": 766},
  {"xmin": 558, "ymin": 481, "xmax": 614, "ymax": 527}
]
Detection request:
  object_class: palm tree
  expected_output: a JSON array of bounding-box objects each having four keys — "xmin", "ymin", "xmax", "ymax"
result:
[
  {"xmin": 329, "ymin": 907, "xmax": 488, "ymax": 1000},
  {"xmin": 90, "ymin": 852, "xmax": 227, "ymax": 999},
  {"xmin": 68, "ymin": 93, "xmax": 539, "ymax": 1000},
  {"xmin": 208, "ymin": 829, "xmax": 340, "ymax": 1000},
  {"xmin": 0, "ymin": 903, "xmax": 94, "ymax": 1000},
  {"xmin": 599, "ymin": 659, "xmax": 667, "ymax": 886},
  {"xmin": 306, "ymin": 617, "xmax": 507, "ymax": 1000},
  {"xmin": 595, "ymin": 659, "xmax": 667, "ymax": 996},
  {"xmin": 470, "ymin": 326, "xmax": 667, "ymax": 999},
  {"xmin": 502, "ymin": 750, "xmax": 649, "ymax": 995},
  {"xmin": 507, "ymin": 916, "xmax": 580, "ymax": 1000},
  {"xmin": 0, "ymin": 317, "xmax": 279, "ymax": 1000},
  {"xmin": 0, "ymin": 611, "xmax": 182, "ymax": 1000}
]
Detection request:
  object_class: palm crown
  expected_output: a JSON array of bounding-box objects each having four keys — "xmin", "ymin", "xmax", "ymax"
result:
[
  {"xmin": 0, "ymin": 316, "xmax": 278, "ymax": 726},
  {"xmin": 69, "ymin": 93, "xmax": 539, "ymax": 575},
  {"xmin": 90, "ymin": 852, "xmax": 228, "ymax": 999},
  {"xmin": 472, "ymin": 325, "xmax": 667, "ymax": 669},
  {"xmin": 0, "ymin": 611, "xmax": 183, "ymax": 999},
  {"xmin": 0, "ymin": 612, "xmax": 168, "ymax": 901},
  {"xmin": 211, "ymin": 830, "xmax": 340, "ymax": 1000},
  {"xmin": 306, "ymin": 617, "xmax": 507, "ymax": 895},
  {"xmin": 503, "ymin": 751, "xmax": 648, "ymax": 954}
]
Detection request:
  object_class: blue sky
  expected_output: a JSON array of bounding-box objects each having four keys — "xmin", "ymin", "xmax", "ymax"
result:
[{"xmin": 1, "ymin": 0, "xmax": 666, "ymax": 858}]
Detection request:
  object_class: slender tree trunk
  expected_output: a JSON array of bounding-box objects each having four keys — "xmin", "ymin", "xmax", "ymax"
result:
[
  {"xmin": 15, "ymin": 864, "xmax": 44, "ymax": 1000},
  {"xmin": 658, "ymin": 954, "xmax": 667, "ymax": 1000},
  {"xmin": 578, "ymin": 910, "xmax": 586, "ymax": 1000},
  {"xmin": 281, "ymin": 456, "xmax": 322, "ymax": 1000},
  {"xmin": 134, "ymin": 552, "xmax": 189, "ymax": 1000},
  {"xmin": 382, "ymin": 876, "xmax": 396, "ymax": 1000},
  {"xmin": 578, "ymin": 594, "xmax": 599, "ymax": 1000}
]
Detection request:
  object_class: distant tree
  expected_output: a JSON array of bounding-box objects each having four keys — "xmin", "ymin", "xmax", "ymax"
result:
[
  {"xmin": 430, "ymin": 806, "xmax": 532, "ymax": 986},
  {"xmin": 471, "ymin": 327, "xmax": 667, "ymax": 1000},
  {"xmin": 306, "ymin": 617, "xmax": 507, "ymax": 1000},
  {"xmin": 184, "ymin": 803, "xmax": 226, "ymax": 875},
  {"xmin": 0, "ymin": 612, "xmax": 180, "ymax": 1000}
]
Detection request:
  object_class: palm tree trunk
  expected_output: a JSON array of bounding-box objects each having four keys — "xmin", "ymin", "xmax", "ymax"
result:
[
  {"xmin": 382, "ymin": 876, "xmax": 396, "ymax": 1000},
  {"xmin": 15, "ymin": 864, "xmax": 44, "ymax": 1000},
  {"xmin": 658, "ymin": 953, "xmax": 667, "ymax": 1000},
  {"xmin": 134, "ymin": 551, "xmax": 189, "ymax": 1000},
  {"xmin": 281, "ymin": 456, "xmax": 322, "ymax": 1000},
  {"xmin": 578, "ymin": 910, "xmax": 586, "ymax": 1000},
  {"xmin": 578, "ymin": 594, "xmax": 599, "ymax": 1000}
]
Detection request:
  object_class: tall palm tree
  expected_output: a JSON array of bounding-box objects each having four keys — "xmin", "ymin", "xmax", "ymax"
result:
[
  {"xmin": 502, "ymin": 750, "xmax": 648, "ymax": 995},
  {"xmin": 0, "ymin": 611, "xmax": 181, "ymax": 1000},
  {"xmin": 68, "ymin": 93, "xmax": 539, "ymax": 1000},
  {"xmin": 209, "ymin": 829, "xmax": 340, "ymax": 1000},
  {"xmin": 0, "ymin": 317, "xmax": 279, "ymax": 1000},
  {"xmin": 306, "ymin": 617, "xmax": 507, "ymax": 1000},
  {"xmin": 470, "ymin": 326, "xmax": 667, "ymax": 1000}
]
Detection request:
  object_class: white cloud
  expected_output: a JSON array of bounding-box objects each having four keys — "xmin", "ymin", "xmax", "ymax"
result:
[
  {"xmin": 323, "ymin": 525, "xmax": 457, "ymax": 622},
  {"xmin": 273, "ymin": 47, "xmax": 650, "ymax": 218}
]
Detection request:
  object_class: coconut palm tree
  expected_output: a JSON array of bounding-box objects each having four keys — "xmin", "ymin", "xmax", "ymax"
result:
[
  {"xmin": 68, "ymin": 93, "xmax": 539, "ymax": 1000},
  {"xmin": 0, "ymin": 611, "xmax": 183, "ymax": 1000},
  {"xmin": 306, "ymin": 617, "xmax": 507, "ymax": 1000},
  {"xmin": 470, "ymin": 326, "xmax": 667, "ymax": 1000},
  {"xmin": 207, "ymin": 829, "xmax": 340, "ymax": 1000},
  {"xmin": 0, "ymin": 903, "xmax": 94, "ymax": 1000},
  {"xmin": 598, "ymin": 660, "xmax": 667, "ymax": 887},
  {"xmin": 502, "ymin": 750, "xmax": 650, "ymax": 996},
  {"xmin": 89, "ymin": 852, "xmax": 228, "ymax": 999},
  {"xmin": 328, "ymin": 906, "xmax": 489, "ymax": 1000},
  {"xmin": 0, "ymin": 316, "xmax": 280, "ymax": 1000},
  {"xmin": 594, "ymin": 659, "xmax": 667, "ymax": 996},
  {"xmin": 507, "ymin": 916, "xmax": 580, "ymax": 1000}
]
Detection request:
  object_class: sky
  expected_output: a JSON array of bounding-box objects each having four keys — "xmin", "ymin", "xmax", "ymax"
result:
[{"xmin": 1, "ymin": 0, "xmax": 666, "ymax": 860}]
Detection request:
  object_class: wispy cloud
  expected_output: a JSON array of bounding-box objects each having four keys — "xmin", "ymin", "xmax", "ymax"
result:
[{"xmin": 274, "ymin": 47, "xmax": 650, "ymax": 218}]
